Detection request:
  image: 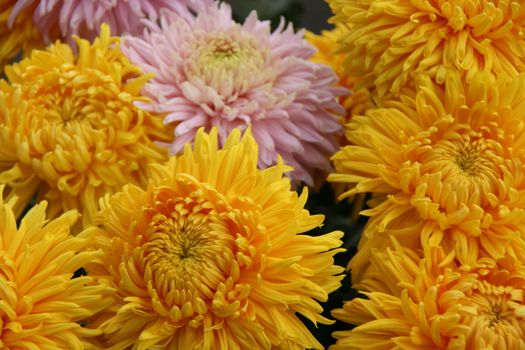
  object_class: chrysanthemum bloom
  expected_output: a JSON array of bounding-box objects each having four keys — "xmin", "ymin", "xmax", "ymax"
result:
[
  {"xmin": 0, "ymin": 24, "xmax": 170, "ymax": 226},
  {"xmin": 86, "ymin": 128, "xmax": 345, "ymax": 349},
  {"xmin": 0, "ymin": 186, "xmax": 113, "ymax": 348},
  {"xmin": 305, "ymin": 26, "xmax": 374, "ymax": 120},
  {"xmin": 8, "ymin": 0, "xmax": 212, "ymax": 46},
  {"xmin": 0, "ymin": 1, "xmax": 41, "ymax": 70},
  {"xmin": 328, "ymin": 0, "xmax": 525, "ymax": 98},
  {"xmin": 122, "ymin": 3, "xmax": 346, "ymax": 185},
  {"xmin": 331, "ymin": 239, "xmax": 525, "ymax": 349},
  {"xmin": 329, "ymin": 72, "xmax": 525, "ymax": 283}
]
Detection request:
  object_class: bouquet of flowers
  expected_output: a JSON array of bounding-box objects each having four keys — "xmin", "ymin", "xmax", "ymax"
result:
[{"xmin": 1, "ymin": 0, "xmax": 524, "ymax": 348}]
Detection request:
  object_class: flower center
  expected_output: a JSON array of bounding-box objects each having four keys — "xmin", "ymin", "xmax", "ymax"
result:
[
  {"xmin": 144, "ymin": 213, "xmax": 219, "ymax": 267},
  {"xmin": 35, "ymin": 71, "xmax": 90, "ymax": 123},
  {"xmin": 12, "ymin": 65, "xmax": 145, "ymax": 198},
  {"xmin": 411, "ymin": 123, "xmax": 508, "ymax": 210},
  {"xmin": 58, "ymin": 96, "xmax": 78, "ymax": 122},
  {"xmin": 201, "ymin": 36, "xmax": 250, "ymax": 69},
  {"xmin": 209, "ymin": 37, "xmax": 241, "ymax": 60},
  {"xmin": 186, "ymin": 31, "xmax": 269, "ymax": 97},
  {"xmin": 134, "ymin": 179, "xmax": 260, "ymax": 324},
  {"xmin": 468, "ymin": 281, "xmax": 525, "ymax": 333},
  {"xmin": 449, "ymin": 139, "xmax": 487, "ymax": 177}
]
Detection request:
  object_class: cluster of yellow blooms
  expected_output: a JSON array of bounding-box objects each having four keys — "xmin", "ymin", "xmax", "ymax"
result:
[
  {"xmin": 0, "ymin": 18, "xmax": 345, "ymax": 349},
  {"xmin": 320, "ymin": 0, "xmax": 525, "ymax": 348},
  {"xmin": 1, "ymin": 0, "xmax": 525, "ymax": 348}
]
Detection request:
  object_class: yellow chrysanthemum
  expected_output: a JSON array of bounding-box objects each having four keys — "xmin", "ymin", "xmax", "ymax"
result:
[
  {"xmin": 328, "ymin": 0, "xmax": 525, "ymax": 98},
  {"xmin": 86, "ymin": 128, "xmax": 345, "ymax": 349},
  {"xmin": 0, "ymin": 24, "xmax": 170, "ymax": 227},
  {"xmin": 331, "ymin": 238, "xmax": 525, "ymax": 349},
  {"xmin": 0, "ymin": 1, "xmax": 41, "ymax": 71},
  {"xmin": 329, "ymin": 72, "xmax": 525, "ymax": 283},
  {"xmin": 0, "ymin": 186, "xmax": 113, "ymax": 348},
  {"xmin": 306, "ymin": 26, "xmax": 374, "ymax": 119}
]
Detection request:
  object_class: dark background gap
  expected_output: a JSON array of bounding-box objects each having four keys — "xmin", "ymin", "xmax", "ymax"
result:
[{"xmin": 225, "ymin": 0, "xmax": 333, "ymax": 32}]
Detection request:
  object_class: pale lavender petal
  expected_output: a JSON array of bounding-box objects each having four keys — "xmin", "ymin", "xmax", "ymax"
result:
[{"xmin": 9, "ymin": 0, "xmax": 215, "ymax": 46}]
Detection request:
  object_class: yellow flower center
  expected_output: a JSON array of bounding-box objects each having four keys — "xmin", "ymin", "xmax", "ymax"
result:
[
  {"xmin": 475, "ymin": 291, "xmax": 519, "ymax": 325},
  {"xmin": 147, "ymin": 217, "xmax": 214, "ymax": 261},
  {"xmin": 413, "ymin": 123, "xmax": 507, "ymax": 210},
  {"xmin": 13, "ymin": 65, "xmax": 143, "ymax": 193},
  {"xmin": 142, "ymin": 206, "xmax": 235, "ymax": 305},
  {"xmin": 32, "ymin": 69, "xmax": 103, "ymax": 123},
  {"xmin": 466, "ymin": 280, "xmax": 525, "ymax": 345},
  {"xmin": 40, "ymin": 74, "xmax": 86, "ymax": 123},
  {"xmin": 452, "ymin": 140, "xmax": 485, "ymax": 176},
  {"xmin": 135, "ymin": 177, "xmax": 260, "ymax": 323}
]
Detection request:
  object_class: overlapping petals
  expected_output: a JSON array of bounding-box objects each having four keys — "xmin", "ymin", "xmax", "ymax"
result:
[
  {"xmin": 122, "ymin": 3, "xmax": 346, "ymax": 185},
  {"xmin": 329, "ymin": 0, "xmax": 525, "ymax": 98},
  {"xmin": 332, "ymin": 239, "xmax": 525, "ymax": 349},
  {"xmin": 330, "ymin": 72, "xmax": 525, "ymax": 282},
  {"xmin": 0, "ymin": 25, "xmax": 170, "ymax": 226},
  {"xmin": 86, "ymin": 128, "xmax": 345, "ymax": 349},
  {"xmin": 0, "ymin": 186, "xmax": 113, "ymax": 348}
]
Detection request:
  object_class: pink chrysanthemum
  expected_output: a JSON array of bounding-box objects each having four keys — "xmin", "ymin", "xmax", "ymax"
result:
[
  {"xmin": 122, "ymin": 3, "xmax": 346, "ymax": 185},
  {"xmin": 9, "ymin": 0, "xmax": 212, "ymax": 44}
]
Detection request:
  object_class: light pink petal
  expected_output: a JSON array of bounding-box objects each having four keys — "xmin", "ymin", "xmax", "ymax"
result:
[
  {"xmin": 120, "ymin": 1, "xmax": 343, "ymax": 185},
  {"xmin": 13, "ymin": 0, "xmax": 212, "ymax": 45}
]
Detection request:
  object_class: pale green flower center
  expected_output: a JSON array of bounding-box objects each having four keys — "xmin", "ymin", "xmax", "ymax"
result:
[
  {"xmin": 186, "ymin": 32, "xmax": 272, "ymax": 95},
  {"xmin": 208, "ymin": 38, "xmax": 242, "ymax": 61}
]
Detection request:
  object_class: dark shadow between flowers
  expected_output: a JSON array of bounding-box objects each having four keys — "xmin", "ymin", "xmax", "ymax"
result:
[{"xmin": 302, "ymin": 183, "xmax": 368, "ymax": 348}]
